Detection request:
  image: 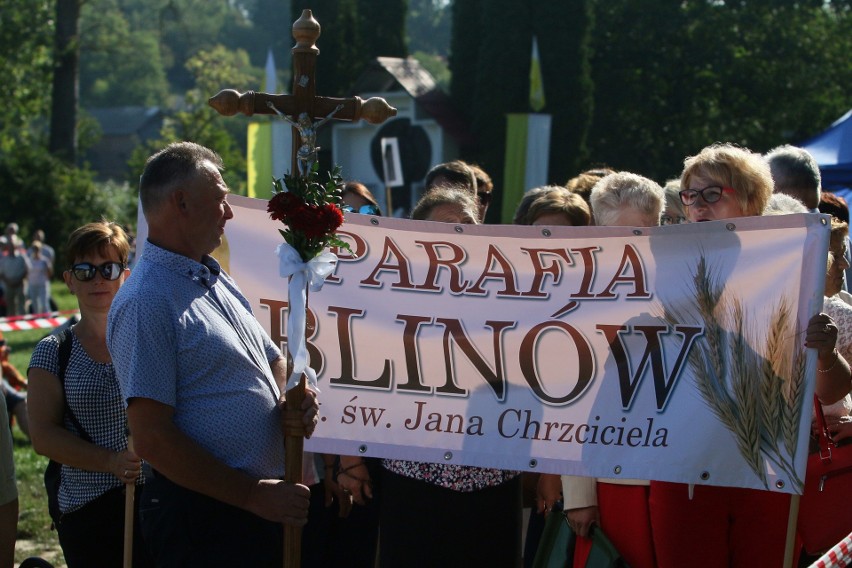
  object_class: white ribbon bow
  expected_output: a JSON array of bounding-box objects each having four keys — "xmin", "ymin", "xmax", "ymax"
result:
[{"xmin": 277, "ymin": 242, "xmax": 337, "ymax": 392}]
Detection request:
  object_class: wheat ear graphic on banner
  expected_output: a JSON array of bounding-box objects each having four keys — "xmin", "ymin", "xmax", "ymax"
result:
[{"xmin": 660, "ymin": 255, "xmax": 806, "ymax": 492}]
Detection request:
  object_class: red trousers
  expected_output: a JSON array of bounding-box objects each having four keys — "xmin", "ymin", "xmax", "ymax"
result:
[
  {"xmin": 649, "ymin": 481, "xmax": 797, "ymax": 568},
  {"xmin": 573, "ymin": 483, "xmax": 656, "ymax": 568}
]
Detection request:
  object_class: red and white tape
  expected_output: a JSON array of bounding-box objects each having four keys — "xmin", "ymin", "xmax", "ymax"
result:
[
  {"xmin": 812, "ymin": 533, "xmax": 852, "ymax": 568},
  {"xmin": 0, "ymin": 310, "xmax": 80, "ymax": 332}
]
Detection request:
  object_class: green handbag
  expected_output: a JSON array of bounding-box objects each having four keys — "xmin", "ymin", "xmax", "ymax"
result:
[
  {"xmin": 531, "ymin": 504, "xmax": 575, "ymax": 568},
  {"xmin": 531, "ymin": 505, "xmax": 630, "ymax": 568}
]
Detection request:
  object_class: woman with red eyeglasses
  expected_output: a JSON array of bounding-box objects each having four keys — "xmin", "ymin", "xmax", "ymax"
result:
[
  {"xmin": 27, "ymin": 221, "xmax": 152, "ymax": 567},
  {"xmin": 649, "ymin": 143, "xmax": 851, "ymax": 567}
]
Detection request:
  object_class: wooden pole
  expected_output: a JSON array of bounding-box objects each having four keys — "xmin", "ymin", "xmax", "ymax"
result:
[
  {"xmin": 783, "ymin": 494, "xmax": 800, "ymax": 568},
  {"xmin": 123, "ymin": 435, "xmax": 135, "ymax": 568},
  {"xmin": 283, "ymin": 373, "xmax": 307, "ymax": 568},
  {"xmin": 208, "ymin": 11, "xmax": 396, "ymax": 567},
  {"xmin": 281, "ymin": 13, "xmax": 318, "ymax": 567}
]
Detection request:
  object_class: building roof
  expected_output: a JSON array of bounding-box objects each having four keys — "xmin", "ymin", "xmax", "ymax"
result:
[{"xmin": 350, "ymin": 57, "xmax": 473, "ymax": 146}]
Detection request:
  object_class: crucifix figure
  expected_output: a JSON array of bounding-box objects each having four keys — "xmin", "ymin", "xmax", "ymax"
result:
[
  {"xmin": 208, "ymin": 9, "xmax": 396, "ymax": 568},
  {"xmin": 209, "ymin": 9, "xmax": 397, "ymax": 176},
  {"xmin": 266, "ymin": 101, "xmax": 344, "ymax": 175}
]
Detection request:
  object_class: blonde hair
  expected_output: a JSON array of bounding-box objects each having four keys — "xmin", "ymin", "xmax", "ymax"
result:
[
  {"xmin": 681, "ymin": 143, "xmax": 773, "ymax": 217},
  {"xmin": 829, "ymin": 216, "xmax": 849, "ymax": 273}
]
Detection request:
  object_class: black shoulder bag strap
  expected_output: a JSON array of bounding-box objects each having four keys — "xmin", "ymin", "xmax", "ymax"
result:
[
  {"xmin": 56, "ymin": 328, "xmax": 92, "ymax": 442},
  {"xmin": 45, "ymin": 328, "xmax": 93, "ymax": 526}
]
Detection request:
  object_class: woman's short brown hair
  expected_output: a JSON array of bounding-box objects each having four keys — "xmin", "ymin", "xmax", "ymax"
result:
[
  {"xmin": 523, "ymin": 186, "xmax": 591, "ymax": 226},
  {"xmin": 66, "ymin": 221, "xmax": 130, "ymax": 267},
  {"xmin": 411, "ymin": 186, "xmax": 479, "ymax": 224}
]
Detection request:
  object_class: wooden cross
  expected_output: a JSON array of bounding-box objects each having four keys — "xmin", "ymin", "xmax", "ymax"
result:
[
  {"xmin": 209, "ymin": 9, "xmax": 397, "ymax": 176},
  {"xmin": 208, "ymin": 9, "xmax": 396, "ymax": 568}
]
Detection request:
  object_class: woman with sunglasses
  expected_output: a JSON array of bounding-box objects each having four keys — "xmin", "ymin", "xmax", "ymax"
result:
[
  {"xmin": 341, "ymin": 181, "xmax": 382, "ymax": 216},
  {"xmin": 27, "ymin": 221, "xmax": 152, "ymax": 567},
  {"xmin": 649, "ymin": 144, "xmax": 851, "ymax": 567}
]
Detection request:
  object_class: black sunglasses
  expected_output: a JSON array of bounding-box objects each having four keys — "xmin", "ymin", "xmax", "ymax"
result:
[{"xmin": 71, "ymin": 261, "xmax": 126, "ymax": 282}]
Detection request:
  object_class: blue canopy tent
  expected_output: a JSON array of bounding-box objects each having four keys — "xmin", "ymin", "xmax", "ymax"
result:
[{"xmin": 800, "ymin": 109, "xmax": 852, "ymax": 200}]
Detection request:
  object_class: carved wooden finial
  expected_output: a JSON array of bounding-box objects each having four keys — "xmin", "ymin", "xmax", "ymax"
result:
[
  {"xmin": 292, "ymin": 9, "xmax": 320, "ymax": 54},
  {"xmin": 208, "ymin": 10, "xmax": 398, "ymax": 175},
  {"xmin": 208, "ymin": 89, "xmax": 256, "ymax": 117},
  {"xmin": 359, "ymin": 97, "xmax": 398, "ymax": 124}
]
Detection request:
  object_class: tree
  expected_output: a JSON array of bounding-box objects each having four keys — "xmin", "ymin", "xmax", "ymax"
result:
[
  {"xmin": 129, "ymin": 45, "xmax": 258, "ymax": 194},
  {"xmin": 49, "ymin": 0, "xmax": 83, "ymax": 164},
  {"xmin": 532, "ymin": 0, "xmax": 594, "ymax": 184},
  {"xmin": 408, "ymin": 0, "xmax": 452, "ymax": 57},
  {"xmin": 0, "ymin": 144, "xmax": 136, "ymax": 263},
  {"xmin": 80, "ymin": 1, "xmax": 169, "ymax": 107},
  {"xmin": 467, "ymin": 0, "xmax": 530, "ymax": 215},
  {"xmin": 0, "ymin": 0, "xmax": 53, "ymax": 148},
  {"xmin": 243, "ymin": 0, "xmax": 294, "ymax": 71},
  {"xmin": 449, "ymin": 0, "xmax": 482, "ymax": 123},
  {"xmin": 409, "ymin": 0, "xmax": 451, "ymax": 91},
  {"xmin": 289, "ymin": 1, "xmax": 408, "ymax": 96},
  {"xmin": 585, "ymin": 0, "xmax": 852, "ymax": 181},
  {"xmin": 450, "ymin": 0, "xmax": 594, "ymax": 216},
  {"xmin": 357, "ymin": 0, "xmax": 408, "ymax": 61}
]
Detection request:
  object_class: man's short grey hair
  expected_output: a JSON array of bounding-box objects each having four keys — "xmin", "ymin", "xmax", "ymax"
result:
[
  {"xmin": 763, "ymin": 192, "xmax": 809, "ymax": 216},
  {"xmin": 590, "ymin": 172, "xmax": 665, "ymax": 227},
  {"xmin": 765, "ymin": 145, "xmax": 821, "ymax": 197},
  {"xmin": 139, "ymin": 142, "xmax": 224, "ymax": 218}
]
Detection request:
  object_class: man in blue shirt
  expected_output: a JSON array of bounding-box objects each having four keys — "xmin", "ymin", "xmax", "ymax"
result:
[{"xmin": 108, "ymin": 142, "xmax": 318, "ymax": 567}]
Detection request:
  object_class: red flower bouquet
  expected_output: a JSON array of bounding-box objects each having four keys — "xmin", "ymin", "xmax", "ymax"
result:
[{"xmin": 267, "ymin": 164, "xmax": 349, "ymax": 261}]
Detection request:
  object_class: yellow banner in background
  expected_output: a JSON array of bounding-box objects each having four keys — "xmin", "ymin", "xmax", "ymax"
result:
[{"xmin": 247, "ymin": 122, "xmax": 272, "ymax": 199}]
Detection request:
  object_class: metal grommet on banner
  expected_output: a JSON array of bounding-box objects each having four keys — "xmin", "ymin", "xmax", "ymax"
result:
[
  {"xmin": 820, "ymin": 217, "xmax": 828, "ymax": 225},
  {"xmin": 454, "ymin": 226, "xmax": 464, "ymax": 233},
  {"xmin": 613, "ymin": 465, "xmax": 622, "ymax": 475},
  {"xmin": 529, "ymin": 459, "xmax": 538, "ymax": 469},
  {"xmin": 541, "ymin": 229, "xmax": 552, "ymax": 237},
  {"xmin": 443, "ymin": 451, "xmax": 453, "ymax": 461},
  {"xmin": 775, "ymin": 480, "xmax": 785, "ymax": 489},
  {"xmin": 370, "ymin": 218, "xmax": 379, "ymax": 226},
  {"xmin": 632, "ymin": 229, "xmax": 642, "ymax": 236},
  {"xmin": 358, "ymin": 444, "xmax": 368, "ymax": 454},
  {"xmin": 725, "ymin": 223, "xmax": 736, "ymax": 231},
  {"xmin": 700, "ymin": 471, "xmax": 710, "ymax": 481}
]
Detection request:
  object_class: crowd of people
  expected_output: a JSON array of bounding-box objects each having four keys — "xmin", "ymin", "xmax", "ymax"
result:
[
  {"xmin": 0, "ymin": 224, "xmax": 55, "ymax": 446},
  {"xmin": 0, "ymin": 225, "xmax": 55, "ymax": 319},
  {"xmin": 1, "ymin": 139, "xmax": 851, "ymax": 568}
]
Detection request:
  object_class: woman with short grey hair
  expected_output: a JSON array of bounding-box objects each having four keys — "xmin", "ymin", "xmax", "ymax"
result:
[{"xmin": 589, "ymin": 172, "xmax": 665, "ymax": 227}]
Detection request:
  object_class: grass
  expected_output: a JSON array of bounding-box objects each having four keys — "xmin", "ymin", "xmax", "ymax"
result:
[{"xmin": 9, "ymin": 281, "xmax": 77, "ymax": 567}]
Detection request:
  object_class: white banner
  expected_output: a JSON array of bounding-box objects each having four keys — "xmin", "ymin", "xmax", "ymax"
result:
[{"xmin": 137, "ymin": 196, "xmax": 830, "ymax": 494}]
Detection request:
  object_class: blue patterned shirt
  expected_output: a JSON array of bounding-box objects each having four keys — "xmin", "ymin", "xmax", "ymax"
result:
[
  {"xmin": 29, "ymin": 332, "xmax": 137, "ymax": 514},
  {"xmin": 107, "ymin": 242, "xmax": 284, "ymax": 478}
]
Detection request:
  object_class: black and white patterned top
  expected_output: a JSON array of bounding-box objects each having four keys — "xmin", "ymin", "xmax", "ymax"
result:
[{"xmin": 29, "ymin": 330, "xmax": 138, "ymax": 514}]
